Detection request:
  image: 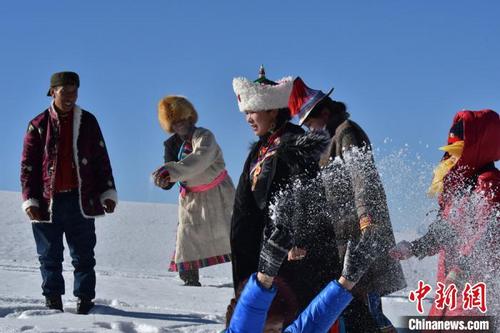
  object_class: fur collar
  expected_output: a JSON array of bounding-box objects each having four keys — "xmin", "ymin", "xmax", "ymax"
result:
[
  {"xmin": 276, "ymin": 127, "xmax": 330, "ymax": 168},
  {"xmin": 249, "ymin": 122, "xmax": 330, "ymax": 167}
]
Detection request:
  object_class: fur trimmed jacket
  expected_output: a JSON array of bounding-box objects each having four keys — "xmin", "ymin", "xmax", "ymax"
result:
[
  {"xmin": 20, "ymin": 105, "xmax": 117, "ymax": 222},
  {"xmin": 231, "ymin": 122, "xmax": 342, "ymax": 311}
]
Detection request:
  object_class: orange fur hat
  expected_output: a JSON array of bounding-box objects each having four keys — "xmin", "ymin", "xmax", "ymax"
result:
[{"xmin": 157, "ymin": 95, "xmax": 198, "ymax": 133}]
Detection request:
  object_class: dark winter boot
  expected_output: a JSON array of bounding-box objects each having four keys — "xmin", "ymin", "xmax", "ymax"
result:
[
  {"xmin": 45, "ymin": 295, "xmax": 63, "ymax": 311},
  {"xmin": 180, "ymin": 269, "xmax": 201, "ymax": 286},
  {"xmin": 76, "ymin": 297, "xmax": 95, "ymax": 314},
  {"xmin": 184, "ymin": 280, "xmax": 202, "ymax": 287}
]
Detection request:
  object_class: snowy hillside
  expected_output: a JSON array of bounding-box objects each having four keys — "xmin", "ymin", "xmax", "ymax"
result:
[{"xmin": 0, "ymin": 191, "xmax": 432, "ymax": 332}]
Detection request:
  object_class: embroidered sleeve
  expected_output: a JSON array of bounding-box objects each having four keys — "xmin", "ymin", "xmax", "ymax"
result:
[
  {"xmin": 88, "ymin": 114, "xmax": 117, "ymax": 204},
  {"xmin": 20, "ymin": 121, "xmax": 44, "ymax": 209}
]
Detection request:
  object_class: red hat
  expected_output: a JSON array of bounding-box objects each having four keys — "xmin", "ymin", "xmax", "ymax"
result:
[{"xmin": 288, "ymin": 77, "xmax": 334, "ymax": 125}]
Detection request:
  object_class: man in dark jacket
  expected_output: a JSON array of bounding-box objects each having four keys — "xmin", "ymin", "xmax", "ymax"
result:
[
  {"xmin": 289, "ymin": 77, "xmax": 406, "ymax": 332},
  {"xmin": 20, "ymin": 71, "xmax": 117, "ymax": 314}
]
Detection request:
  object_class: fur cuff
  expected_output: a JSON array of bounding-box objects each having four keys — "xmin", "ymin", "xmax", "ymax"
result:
[
  {"xmin": 100, "ymin": 189, "xmax": 118, "ymax": 205},
  {"xmin": 22, "ymin": 198, "xmax": 39, "ymax": 212}
]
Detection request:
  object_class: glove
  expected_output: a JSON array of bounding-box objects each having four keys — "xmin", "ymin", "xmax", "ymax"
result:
[
  {"xmin": 342, "ymin": 224, "xmax": 390, "ymax": 284},
  {"xmin": 342, "ymin": 238, "xmax": 379, "ymax": 285},
  {"xmin": 258, "ymin": 224, "xmax": 293, "ymax": 277},
  {"xmin": 152, "ymin": 165, "xmax": 171, "ymax": 188}
]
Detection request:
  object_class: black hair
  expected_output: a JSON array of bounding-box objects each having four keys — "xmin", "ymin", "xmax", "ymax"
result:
[
  {"xmin": 307, "ymin": 97, "xmax": 349, "ymax": 120},
  {"xmin": 275, "ymin": 108, "xmax": 292, "ymax": 128}
]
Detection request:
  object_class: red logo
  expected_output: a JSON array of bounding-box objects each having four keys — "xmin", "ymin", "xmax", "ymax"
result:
[
  {"xmin": 409, "ymin": 280, "xmax": 432, "ymax": 314},
  {"xmin": 434, "ymin": 282, "xmax": 458, "ymax": 311},
  {"xmin": 409, "ymin": 280, "xmax": 488, "ymax": 314},
  {"xmin": 462, "ymin": 282, "xmax": 487, "ymax": 313}
]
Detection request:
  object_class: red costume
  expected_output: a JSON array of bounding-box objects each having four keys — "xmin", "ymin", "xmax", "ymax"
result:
[{"xmin": 412, "ymin": 109, "xmax": 500, "ymax": 317}]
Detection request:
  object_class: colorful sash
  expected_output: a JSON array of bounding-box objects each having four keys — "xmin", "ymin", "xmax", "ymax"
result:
[{"xmin": 180, "ymin": 169, "xmax": 228, "ymax": 198}]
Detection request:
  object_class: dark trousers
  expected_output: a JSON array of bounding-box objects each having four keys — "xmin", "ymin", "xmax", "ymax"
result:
[
  {"xmin": 32, "ymin": 191, "xmax": 96, "ymax": 299},
  {"xmin": 341, "ymin": 292, "xmax": 395, "ymax": 332},
  {"xmin": 342, "ymin": 296, "xmax": 378, "ymax": 332}
]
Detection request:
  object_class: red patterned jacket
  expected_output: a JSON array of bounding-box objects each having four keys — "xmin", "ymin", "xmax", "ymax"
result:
[{"xmin": 20, "ymin": 104, "xmax": 117, "ymax": 222}]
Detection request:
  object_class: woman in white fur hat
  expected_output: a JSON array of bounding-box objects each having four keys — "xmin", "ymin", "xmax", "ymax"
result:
[
  {"xmin": 152, "ymin": 95, "xmax": 235, "ymax": 286},
  {"xmin": 230, "ymin": 66, "xmax": 342, "ymax": 315}
]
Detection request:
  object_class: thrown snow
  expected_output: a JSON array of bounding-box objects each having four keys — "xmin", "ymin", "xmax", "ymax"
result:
[{"xmin": 0, "ymin": 189, "xmax": 432, "ymax": 332}]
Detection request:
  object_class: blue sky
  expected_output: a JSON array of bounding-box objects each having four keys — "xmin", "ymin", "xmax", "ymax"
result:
[{"xmin": 1, "ymin": 1, "xmax": 499, "ymax": 204}]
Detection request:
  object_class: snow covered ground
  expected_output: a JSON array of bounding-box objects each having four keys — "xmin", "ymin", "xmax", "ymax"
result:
[{"xmin": 0, "ymin": 191, "xmax": 433, "ymax": 332}]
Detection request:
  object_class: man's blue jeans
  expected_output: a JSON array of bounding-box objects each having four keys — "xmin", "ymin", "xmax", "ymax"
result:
[{"xmin": 32, "ymin": 191, "xmax": 96, "ymax": 299}]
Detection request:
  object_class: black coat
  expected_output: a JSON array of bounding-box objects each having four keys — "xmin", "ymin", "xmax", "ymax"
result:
[
  {"xmin": 321, "ymin": 119, "xmax": 406, "ymax": 296},
  {"xmin": 230, "ymin": 122, "xmax": 342, "ymax": 310}
]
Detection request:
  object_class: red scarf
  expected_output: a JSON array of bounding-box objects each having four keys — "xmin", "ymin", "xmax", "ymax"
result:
[{"xmin": 250, "ymin": 127, "xmax": 285, "ymax": 191}]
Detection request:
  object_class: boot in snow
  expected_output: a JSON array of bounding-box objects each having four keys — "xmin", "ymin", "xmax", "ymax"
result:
[
  {"xmin": 76, "ymin": 297, "xmax": 95, "ymax": 314},
  {"xmin": 45, "ymin": 295, "xmax": 63, "ymax": 311}
]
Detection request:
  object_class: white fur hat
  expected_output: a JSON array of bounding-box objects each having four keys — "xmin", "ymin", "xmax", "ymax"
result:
[{"xmin": 232, "ymin": 76, "xmax": 294, "ymax": 112}]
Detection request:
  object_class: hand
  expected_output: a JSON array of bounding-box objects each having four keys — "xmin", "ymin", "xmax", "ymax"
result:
[
  {"xmin": 443, "ymin": 267, "xmax": 466, "ymax": 289},
  {"xmin": 103, "ymin": 199, "xmax": 116, "ymax": 213},
  {"xmin": 287, "ymin": 247, "xmax": 307, "ymax": 261},
  {"xmin": 152, "ymin": 165, "xmax": 171, "ymax": 188},
  {"xmin": 256, "ymin": 272, "xmax": 274, "ymax": 289},
  {"xmin": 258, "ymin": 224, "xmax": 293, "ymax": 277},
  {"xmin": 338, "ymin": 276, "xmax": 356, "ymax": 291},
  {"xmin": 26, "ymin": 206, "xmax": 41, "ymax": 221},
  {"xmin": 389, "ymin": 241, "xmax": 414, "ymax": 260}
]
